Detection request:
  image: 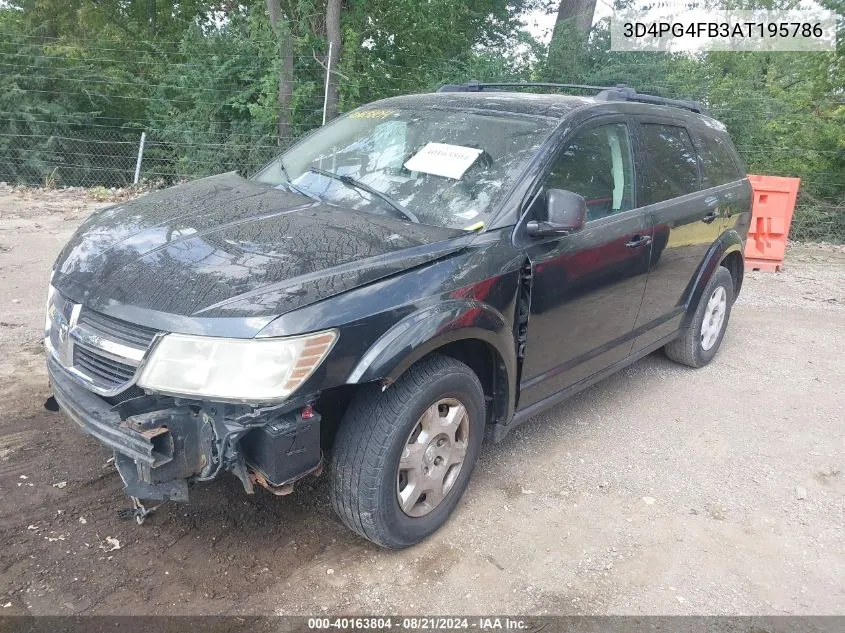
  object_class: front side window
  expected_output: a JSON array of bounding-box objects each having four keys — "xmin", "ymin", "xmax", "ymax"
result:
[
  {"xmin": 542, "ymin": 122, "xmax": 635, "ymax": 221},
  {"xmin": 640, "ymin": 124, "xmax": 700, "ymax": 204},
  {"xmin": 252, "ymin": 107, "xmax": 555, "ymax": 230}
]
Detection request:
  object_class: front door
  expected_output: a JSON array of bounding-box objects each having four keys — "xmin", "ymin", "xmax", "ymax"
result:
[
  {"xmin": 517, "ymin": 119, "xmax": 652, "ymax": 411},
  {"xmin": 629, "ymin": 119, "xmax": 723, "ymax": 352}
]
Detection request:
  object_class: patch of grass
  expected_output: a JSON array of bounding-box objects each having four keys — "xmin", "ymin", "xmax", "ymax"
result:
[{"xmin": 87, "ymin": 186, "xmax": 113, "ymax": 201}]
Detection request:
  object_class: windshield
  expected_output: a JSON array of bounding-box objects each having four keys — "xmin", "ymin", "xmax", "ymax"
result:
[{"xmin": 252, "ymin": 106, "xmax": 555, "ymax": 230}]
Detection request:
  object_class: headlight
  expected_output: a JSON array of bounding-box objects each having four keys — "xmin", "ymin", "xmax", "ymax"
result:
[{"xmin": 137, "ymin": 330, "xmax": 338, "ymax": 402}]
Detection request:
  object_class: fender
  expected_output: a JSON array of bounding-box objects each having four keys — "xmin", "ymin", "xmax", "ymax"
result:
[
  {"xmin": 347, "ymin": 299, "xmax": 517, "ymax": 422},
  {"xmin": 681, "ymin": 229, "xmax": 744, "ymax": 328}
]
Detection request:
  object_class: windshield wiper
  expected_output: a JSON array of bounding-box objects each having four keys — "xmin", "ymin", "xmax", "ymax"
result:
[
  {"xmin": 307, "ymin": 166, "xmax": 420, "ymax": 224},
  {"xmin": 279, "ymin": 161, "xmax": 320, "ymax": 200}
]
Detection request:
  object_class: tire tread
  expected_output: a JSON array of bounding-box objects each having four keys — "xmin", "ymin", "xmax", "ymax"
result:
[
  {"xmin": 329, "ymin": 354, "xmax": 482, "ymax": 548},
  {"xmin": 664, "ymin": 266, "xmax": 734, "ymax": 368}
]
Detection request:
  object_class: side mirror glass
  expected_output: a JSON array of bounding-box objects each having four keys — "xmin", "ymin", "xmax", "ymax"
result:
[{"xmin": 526, "ymin": 189, "xmax": 587, "ymax": 238}]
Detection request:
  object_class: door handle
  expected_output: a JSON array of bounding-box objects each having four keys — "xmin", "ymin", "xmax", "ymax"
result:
[
  {"xmin": 702, "ymin": 210, "xmax": 718, "ymax": 224},
  {"xmin": 625, "ymin": 235, "xmax": 652, "ymax": 248}
]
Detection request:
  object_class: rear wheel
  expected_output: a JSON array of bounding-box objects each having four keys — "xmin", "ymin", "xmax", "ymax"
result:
[
  {"xmin": 664, "ymin": 266, "xmax": 734, "ymax": 368},
  {"xmin": 330, "ymin": 354, "xmax": 485, "ymax": 549}
]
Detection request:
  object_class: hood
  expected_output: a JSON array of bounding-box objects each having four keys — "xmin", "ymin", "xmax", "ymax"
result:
[{"xmin": 53, "ymin": 172, "xmax": 468, "ymax": 320}]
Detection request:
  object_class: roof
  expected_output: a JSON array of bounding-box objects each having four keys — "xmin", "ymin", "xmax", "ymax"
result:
[
  {"xmin": 363, "ymin": 90, "xmax": 727, "ymax": 133},
  {"xmin": 367, "ymin": 91, "xmax": 594, "ymax": 119}
]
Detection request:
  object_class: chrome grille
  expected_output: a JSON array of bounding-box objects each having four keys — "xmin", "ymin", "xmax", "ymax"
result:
[
  {"xmin": 46, "ymin": 291, "xmax": 160, "ymax": 396},
  {"xmin": 78, "ymin": 308, "xmax": 157, "ymax": 348},
  {"xmin": 73, "ymin": 346, "xmax": 136, "ymax": 387}
]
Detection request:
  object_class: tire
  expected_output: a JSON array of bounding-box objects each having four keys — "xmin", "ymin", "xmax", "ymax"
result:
[
  {"xmin": 664, "ymin": 266, "xmax": 734, "ymax": 368},
  {"xmin": 663, "ymin": 266, "xmax": 734, "ymax": 367},
  {"xmin": 330, "ymin": 354, "xmax": 485, "ymax": 549}
]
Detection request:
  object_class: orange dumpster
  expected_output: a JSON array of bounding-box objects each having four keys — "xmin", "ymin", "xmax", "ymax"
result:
[{"xmin": 744, "ymin": 175, "xmax": 800, "ymax": 272}]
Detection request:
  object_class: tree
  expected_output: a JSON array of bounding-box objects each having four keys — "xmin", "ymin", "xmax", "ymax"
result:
[
  {"xmin": 323, "ymin": 0, "xmax": 342, "ymax": 122},
  {"xmin": 551, "ymin": 0, "xmax": 597, "ymax": 39},
  {"xmin": 265, "ymin": 0, "xmax": 294, "ymax": 143}
]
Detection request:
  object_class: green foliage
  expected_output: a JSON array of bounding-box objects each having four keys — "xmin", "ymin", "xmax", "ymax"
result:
[
  {"xmin": 143, "ymin": 10, "xmax": 280, "ymax": 179},
  {"xmin": 539, "ymin": 17, "xmax": 845, "ymax": 241},
  {"xmin": 337, "ymin": 0, "xmax": 540, "ymax": 103},
  {"xmin": 0, "ymin": 0, "xmax": 842, "ymax": 239}
]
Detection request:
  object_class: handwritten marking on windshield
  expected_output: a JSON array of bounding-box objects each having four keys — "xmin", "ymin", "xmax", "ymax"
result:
[
  {"xmin": 404, "ymin": 143, "xmax": 484, "ymax": 180},
  {"xmin": 349, "ymin": 109, "xmax": 395, "ymax": 119}
]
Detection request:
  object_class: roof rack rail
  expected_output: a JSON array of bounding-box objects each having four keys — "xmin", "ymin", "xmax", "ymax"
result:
[
  {"xmin": 438, "ymin": 80, "xmax": 612, "ymax": 94},
  {"xmin": 595, "ymin": 84, "xmax": 704, "ymax": 114},
  {"xmin": 437, "ymin": 81, "xmax": 705, "ymax": 114}
]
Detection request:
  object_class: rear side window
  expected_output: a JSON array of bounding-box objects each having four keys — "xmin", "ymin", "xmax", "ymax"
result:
[
  {"xmin": 640, "ymin": 124, "xmax": 699, "ymax": 204},
  {"xmin": 694, "ymin": 133, "xmax": 744, "ymax": 188}
]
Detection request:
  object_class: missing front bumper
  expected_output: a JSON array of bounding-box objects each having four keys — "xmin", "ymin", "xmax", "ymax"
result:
[
  {"xmin": 50, "ymin": 357, "xmax": 208, "ymax": 500},
  {"xmin": 48, "ymin": 356, "xmax": 323, "ymax": 503}
]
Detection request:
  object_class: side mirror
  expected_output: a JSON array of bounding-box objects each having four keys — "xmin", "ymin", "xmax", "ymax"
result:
[{"xmin": 526, "ymin": 189, "xmax": 587, "ymax": 238}]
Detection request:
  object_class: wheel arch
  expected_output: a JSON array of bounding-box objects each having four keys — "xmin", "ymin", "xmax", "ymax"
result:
[
  {"xmin": 346, "ymin": 301, "xmax": 517, "ymax": 426},
  {"xmin": 719, "ymin": 249, "xmax": 744, "ymax": 300},
  {"xmin": 681, "ymin": 230, "xmax": 744, "ymax": 327}
]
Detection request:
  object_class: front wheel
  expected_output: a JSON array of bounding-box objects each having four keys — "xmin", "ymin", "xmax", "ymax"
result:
[
  {"xmin": 664, "ymin": 266, "xmax": 734, "ymax": 368},
  {"xmin": 330, "ymin": 354, "xmax": 485, "ymax": 549}
]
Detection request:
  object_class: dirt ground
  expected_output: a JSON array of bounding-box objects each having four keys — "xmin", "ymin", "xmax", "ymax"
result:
[{"xmin": 0, "ymin": 185, "xmax": 843, "ymax": 616}]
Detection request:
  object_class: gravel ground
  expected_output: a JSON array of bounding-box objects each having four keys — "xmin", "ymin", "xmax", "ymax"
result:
[{"xmin": 0, "ymin": 186, "xmax": 843, "ymax": 615}]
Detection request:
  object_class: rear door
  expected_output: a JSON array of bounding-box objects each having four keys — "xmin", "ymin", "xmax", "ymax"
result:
[
  {"xmin": 517, "ymin": 118, "xmax": 653, "ymax": 410},
  {"xmin": 630, "ymin": 118, "xmax": 722, "ymax": 353},
  {"xmin": 691, "ymin": 129, "xmax": 752, "ymax": 237}
]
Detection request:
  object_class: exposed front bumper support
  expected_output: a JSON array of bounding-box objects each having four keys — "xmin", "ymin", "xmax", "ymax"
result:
[
  {"xmin": 50, "ymin": 356, "xmax": 172, "ymax": 469},
  {"xmin": 48, "ymin": 355, "xmax": 323, "ymax": 503},
  {"xmin": 50, "ymin": 356, "xmax": 205, "ymax": 500}
]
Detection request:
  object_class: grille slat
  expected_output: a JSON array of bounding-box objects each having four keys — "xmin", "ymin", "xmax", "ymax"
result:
[
  {"xmin": 74, "ymin": 347, "xmax": 136, "ymax": 387},
  {"xmin": 74, "ymin": 361, "xmax": 126, "ymax": 384},
  {"xmin": 77, "ymin": 309, "xmax": 158, "ymax": 348},
  {"xmin": 76, "ymin": 353, "xmax": 132, "ymax": 381},
  {"xmin": 75, "ymin": 350, "xmax": 134, "ymax": 379}
]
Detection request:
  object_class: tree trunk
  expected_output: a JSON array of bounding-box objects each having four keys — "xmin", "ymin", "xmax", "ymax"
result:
[
  {"xmin": 551, "ymin": 0, "xmax": 597, "ymax": 41},
  {"xmin": 266, "ymin": 0, "xmax": 294, "ymax": 144},
  {"xmin": 148, "ymin": 0, "xmax": 156, "ymax": 36},
  {"xmin": 323, "ymin": 0, "xmax": 342, "ymax": 122}
]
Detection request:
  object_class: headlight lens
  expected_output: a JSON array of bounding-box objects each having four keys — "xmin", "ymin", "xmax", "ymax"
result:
[{"xmin": 137, "ymin": 330, "xmax": 337, "ymax": 402}]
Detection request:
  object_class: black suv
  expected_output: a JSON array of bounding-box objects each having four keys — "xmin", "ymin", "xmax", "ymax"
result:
[{"xmin": 45, "ymin": 83, "xmax": 751, "ymax": 548}]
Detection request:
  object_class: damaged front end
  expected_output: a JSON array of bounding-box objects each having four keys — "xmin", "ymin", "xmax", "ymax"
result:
[{"xmin": 48, "ymin": 355, "xmax": 323, "ymax": 506}]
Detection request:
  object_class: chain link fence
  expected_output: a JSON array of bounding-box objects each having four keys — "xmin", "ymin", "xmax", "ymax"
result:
[
  {"xmin": 0, "ymin": 124, "xmax": 284, "ymax": 188},
  {"xmin": 0, "ymin": 126, "xmax": 142, "ymax": 187},
  {"xmin": 790, "ymin": 193, "xmax": 845, "ymax": 243}
]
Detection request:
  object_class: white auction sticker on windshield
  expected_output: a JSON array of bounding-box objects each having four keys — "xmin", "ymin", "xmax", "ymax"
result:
[{"xmin": 404, "ymin": 143, "xmax": 483, "ymax": 179}]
